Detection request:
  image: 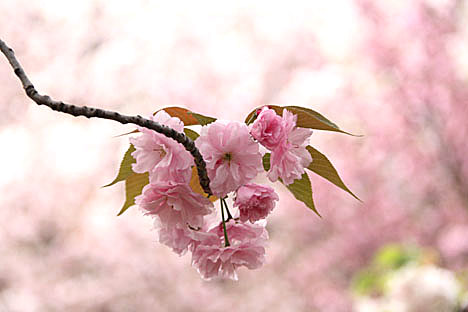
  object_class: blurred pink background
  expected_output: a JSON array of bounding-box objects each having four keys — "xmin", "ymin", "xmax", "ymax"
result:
[{"xmin": 1, "ymin": 0, "xmax": 467, "ymax": 311}]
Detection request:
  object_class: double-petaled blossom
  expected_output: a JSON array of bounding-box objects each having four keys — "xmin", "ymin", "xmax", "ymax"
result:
[
  {"xmin": 130, "ymin": 107, "xmax": 311, "ymax": 280},
  {"xmin": 136, "ymin": 182, "xmax": 213, "ymax": 229},
  {"xmin": 155, "ymin": 221, "xmax": 201, "ymax": 256},
  {"xmin": 266, "ymin": 109, "xmax": 313, "ymax": 185},
  {"xmin": 195, "ymin": 121, "xmax": 263, "ymax": 197},
  {"xmin": 130, "ymin": 110, "xmax": 193, "ymax": 184},
  {"xmin": 250, "ymin": 106, "xmax": 285, "ymax": 150},
  {"xmin": 234, "ymin": 183, "xmax": 279, "ymax": 223},
  {"xmin": 191, "ymin": 220, "xmax": 268, "ymax": 280}
]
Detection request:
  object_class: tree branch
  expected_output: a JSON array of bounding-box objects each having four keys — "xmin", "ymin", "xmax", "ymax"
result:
[{"xmin": 0, "ymin": 38, "xmax": 212, "ymax": 196}]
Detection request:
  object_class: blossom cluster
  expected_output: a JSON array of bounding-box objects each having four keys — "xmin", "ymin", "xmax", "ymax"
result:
[{"xmin": 130, "ymin": 107, "xmax": 312, "ymax": 279}]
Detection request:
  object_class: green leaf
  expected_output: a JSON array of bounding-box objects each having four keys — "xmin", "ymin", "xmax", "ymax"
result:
[
  {"xmin": 184, "ymin": 128, "xmax": 200, "ymax": 140},
  {"xmin": 351, "ymin": 269, "xmax": 382, "ymax": 296},
  {"xmin": 103, "ymin": 144, "xmax": 136, "ymax": 187},
  {"xmin": 245, "ymin": 105, "xmax": 359, "ymax": 136},
  {"xmin": 263, "ymin": 153, "xmax": 319, "ymax": 216},
  {"xmin": 374, "ymin": 244, "xmax": 421, "ymax": 270},
  {"xmin": 117, "ymin": 172, "xmax": 149, "ymax": 216},
  {"xmin": 262, "ymin": 153, "xmax": 272, "ymax": 171},
  {"xmin": 306, "ymin": 146, "xmax": 360, "ymax": 201},
  {"xmin": 285, "ymin": 173, "xmax": 319, "ymax": 216},
  {"xmin": 187, "ymin": 111, "xmax": 216, "ymax": 126},
  {"xmin": 285, "ymin": 105, "xmax": 341, "ymax": 130},
  {"xmin": 116, "ymin": 106, "xmax": 213, "ymax": 136}
]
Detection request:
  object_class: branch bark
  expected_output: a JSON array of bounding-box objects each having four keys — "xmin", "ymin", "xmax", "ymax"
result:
[{"xmin": 0, "ymin": 39, "xmax": 212, "ymax": 196}]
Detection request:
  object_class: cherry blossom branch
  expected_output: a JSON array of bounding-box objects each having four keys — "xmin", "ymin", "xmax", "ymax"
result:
[{"xmin": 0, "ymin": 39, "xmax": 212, "ymax": 196}]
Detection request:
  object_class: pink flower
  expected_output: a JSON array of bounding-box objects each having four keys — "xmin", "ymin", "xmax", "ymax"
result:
[
  {"xmin": 155, "ymin": 223, "xmax": 201, "ymax": 256},
  {"xmin": 195, "ymin": 121, "xmax": 263, "ymax": 197},
  {"xmin": 130, "ymin": 110, "xmax": 193, "ymax": 184},
  {"xmin": 234, "ymin": 183, "xmax": 279, "ymax": 223},
  {"xmin": 268, "ymin": 109, "xmax": 313, "ymax": 185},
  {"xmin": 250, "ymin": 107, "xmax": 285, "ymax": 150},
  {"xmin": 136, "ymin": 182, "xmax": 213, "ymax": 228},
  {"xmin": 191, "ymin": 220, "xmax": 268, "ymax": 280},
  {"xmin": 154, "ymin": 218, "xmax": 218, "ymax": 256}
]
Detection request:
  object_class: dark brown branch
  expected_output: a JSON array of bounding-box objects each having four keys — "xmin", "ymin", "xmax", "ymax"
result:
[{"xmin": 0, "ymin": 39, "xmax": 212, "ymax": 196}]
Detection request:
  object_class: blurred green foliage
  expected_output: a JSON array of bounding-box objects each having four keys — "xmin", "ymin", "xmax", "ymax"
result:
[{"xmin": 351, "ymin": 244, "xmax": 428, "ymax": 296}]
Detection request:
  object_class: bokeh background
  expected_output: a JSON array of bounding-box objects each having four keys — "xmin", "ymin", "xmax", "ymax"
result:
[{"xmin": 1, "ymin": 0, "xmax": 468, "ymax": 311}]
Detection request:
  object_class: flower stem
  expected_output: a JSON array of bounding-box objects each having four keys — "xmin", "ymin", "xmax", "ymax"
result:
[{"xmin": 220, "ymin": 198, "xmax": 230, "ymax": 247}]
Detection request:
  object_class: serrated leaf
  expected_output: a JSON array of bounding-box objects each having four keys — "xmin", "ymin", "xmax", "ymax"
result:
[
  {"xmin": 184, "ymin": 128, "xmax": 200, "ymax": 140},
  {"xmin": 187, "ymin": 111, "xmax": 216, "ymax": 126},
  {"xmin": 245, "ymin": 105, "xmax": 359, "ymax": 136},
  {"xmin": 117, "ymin": 172, "xmax": 149, "ymax": 216},
  {"xmin": 189, "ymin": 166, "xmax": 217, "ymax": 202},
  {"xmin": 263, "ymin": 153, "xmax": 319, "ymax": 216},
  {"xmin": 154, "ymin": 107, "xmax": 200, "ymax": 126},
  {"xmin": 154, "ymin": 107, "xmax": 216, "ymax": 126},
  {"xmin": 284, "ymin": 173, "xmax": 319, "ymax": 216},
  {"xmin": 118, "ymin": 107, "xmax": 218, "ymax": 136},
  {"xmin": 285, "ymin": 105, "xmax": 339, "ymax": 128},
  {"xmin": 103, "ymin": 144, "xmax": 136, "ymax": 187},
  {"xmin": 306, "ymin": 146, "xmax": 360, "ymax": 201},
  {"xmin": 116, "ymin": 107, "xmax": 203, "ymax": 136}
]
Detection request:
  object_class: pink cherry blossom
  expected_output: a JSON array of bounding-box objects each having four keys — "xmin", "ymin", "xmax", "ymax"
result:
[
  {"xmin": 250, "ymin": 106, "xmax": 285, "ymax": 150},
  {"xmin": 195, "ymin": 121, "xmax": 263, "ymax": 197},
  {"xmin": 130, "ymin": 110, "xmax": 193, "ymax": 184},
  {"xmin": 191, "ymin": 220, "xmax": 268, "ymax": 280},
  {"xmin": 154, "ymin": 218, "xmax": 220, "ymax": 256},
  {"xmin": 234, "ymin": 183, "xmax": 279, "ymax": 223},
  {"xmin": 155, "ymin": 222, "xmax": 201, "ymax": 256},
  {"xmin": 268, "ymin": 109, "xmax": 313, "ymax": 185},
  {"xmin": 136, "ymin": 182, "xmax": 213, "ymax": 228}
]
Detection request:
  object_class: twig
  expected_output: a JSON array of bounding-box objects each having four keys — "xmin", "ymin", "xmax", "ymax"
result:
[{"xmin": 0, "ymin": 39, "xmax": 212, "ymax": 196}]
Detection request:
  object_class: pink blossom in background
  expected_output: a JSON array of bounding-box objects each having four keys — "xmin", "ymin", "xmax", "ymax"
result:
[
  {"xmin": 195, "ymin": 121, "xmax": 263, "ymax": 197},
  {"xmin": 250, "ymin": 107, "xmax": 285, "ymax": 150},
  {"xmin": 191, "ymin": 220, "xmax": 268, "ymax": 280},
  {"xmin": 2, "ymin": 0, "xmax": 468, "ymax": 311},
  {"xmin": 437, "ymin": 225, "xmax": 468, "ymax": 269},
  {"xmin": 130, "ymin": 110, "xmax": 193, "ymax": 184},
  {"xmin": 235, "ymin": 183, "xmax": 279, "ymax": 223},
  {"xmin": 136, "ymin": 182, "xmax": 213, "ymax": 228},
  {"xmin": 268, "ymin": 110, "xmax": 312, "ymax": 185}
]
